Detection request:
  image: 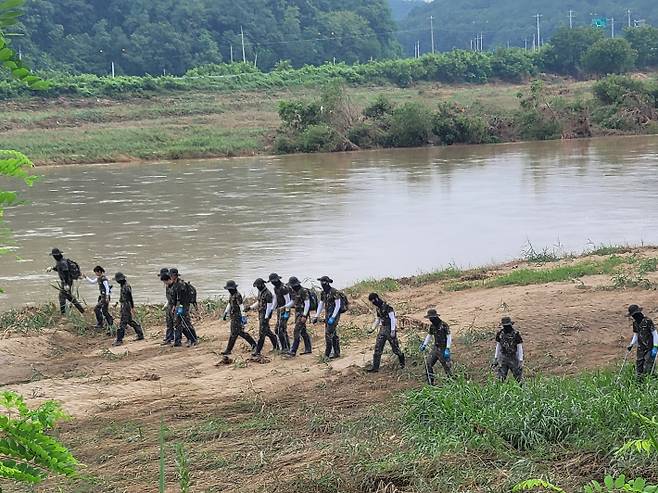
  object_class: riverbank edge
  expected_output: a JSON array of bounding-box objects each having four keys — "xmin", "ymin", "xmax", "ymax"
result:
[{"xmin": 1, "ymin": 242, "xmax": 648, "ymax": 330}]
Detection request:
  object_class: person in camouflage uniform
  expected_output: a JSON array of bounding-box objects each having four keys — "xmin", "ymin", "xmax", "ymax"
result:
[
  {"xmin": 112, "ymin": 272, "xmax": 144, "ymax": 346},
  {"xmin": 48, "ymin": 248, "xmax": 85, "ymax": 315},
  {"xmin": 221, "ymin": 280, "xmax": 256, "ymax": 355},
  {"xmin": 165, "ymin": 269, "xmax": 197, "ymax": 347},
  {"xmin": 268, "ymin": 273, "xmax": 293, "ymax": 352},
  {"xmin": 626, "ymin": 304, "xmax": 658, "ymax": 379},
  {"xmin": 366, "ymin": 293, "xmax": 404, "ymax": 372},
  {"xmin": 246, "ymin": 278, "xmax": 278, "ymax": 356},
  {"xmin": 83, "ymin": 266, "xmax": 114, "ymax": 331},
  {"xmin": 419, "ymin": 309, "xmax": 452, "ymax": 384},
  {"xmin": 285, "ymin": 276, "xmax": 312, "ymax": 357},
  {"xmin": 158, "ymin": 268, "xmax": 176, "ymax": 345},
  {"xmin": 313, "ymin": 276, "xmax": 343, "ymax": 359},
  {"xmin": 492, "ymin": 316, "xmax": 524, "ymax": 383}
]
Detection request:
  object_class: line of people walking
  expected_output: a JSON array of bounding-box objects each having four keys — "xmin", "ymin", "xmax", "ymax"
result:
[{"xmin": 48, "ymin": 247, "xmax": 658, "ymax": 384}]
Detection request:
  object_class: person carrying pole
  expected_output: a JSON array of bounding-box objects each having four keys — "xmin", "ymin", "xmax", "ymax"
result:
[
  {"xmin": 285, "ymin": 276, "xmax": 313, "ymax": 357},
  {"xmin": 47, "ymin": 247, "xmax": 85, "ymax": 315},
  {"xmin": 268, "ymin": 273, "xmax": 293, "ymax": 352},
  {"xmin": 221, "ymin": 280, "xmax": 256, "ymax": 355},
  {"xmin": 366, "ymin": 293, "xmax": 405, "ymax": 372},
  {"xmin": 419, "ymin": 309, "xmax": 452, "ymax": 384},
  {"xmin": 246, "ymin": 278, "xmax": 278, "ymax": 356}
]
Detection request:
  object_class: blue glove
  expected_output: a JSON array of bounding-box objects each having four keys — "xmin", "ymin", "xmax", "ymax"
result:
[
  {"xmin": 419, "ymin": 343, "xmax": 427, "ymax": 352},
  {"xmin": 651, "ymin": 347, "xmax": 658, "ymax": 359},
  {"xmin": 241, "ymin": 316, "xmax": 248, "ymax": 325},
  {"xmin": 328, "ymin": 317, "xmax": 335, "ymax": 326},
  {"xmin": 282, "ymin": 311, "xmax": 289, "ymax": 320},
  {"xmin": 443, "ymin": 348, "xmax": 451, "ymax": 360},
  {"xmin": 176, "ymin": 306, "xmax": 184, "ymax": 316}
]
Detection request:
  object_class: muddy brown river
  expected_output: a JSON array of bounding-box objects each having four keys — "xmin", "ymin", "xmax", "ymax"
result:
[{"xmin": 1, "ymin": 135, "xmax": 657, "ymax": 309}]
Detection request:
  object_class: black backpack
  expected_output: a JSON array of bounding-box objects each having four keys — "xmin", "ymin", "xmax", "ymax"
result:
[
  {"xmin": 337, "ymin": 290, "xmax": 349, "ymax": 314},
  {"xmin": 185, "ymin": 281, "xmax": 197, "ymax": 307},
  {"xmin": 307, "ymin": 288, "xmax": 319, "ymax": 312},
  {"xmin": 499, "ymin": 330, "xmax": 518, "ymax": 357},
  {"xmin": 66, "ymin": 259, "xmax": 82, "ymax": 280}
]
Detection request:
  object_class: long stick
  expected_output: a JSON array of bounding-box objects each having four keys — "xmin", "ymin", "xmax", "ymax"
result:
[
  {"xmin": 616, "ymin": 350, "xmax": 631, "ymax": 384},
  {"xmin": 423, "ymin": 353, "xmax": 432, "ymax": 385}
]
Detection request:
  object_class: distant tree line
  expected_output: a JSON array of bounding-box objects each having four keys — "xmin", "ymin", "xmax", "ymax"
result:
[{"xmin": 15, "ymin": 0, "xmax": 399, "ymax": 75}]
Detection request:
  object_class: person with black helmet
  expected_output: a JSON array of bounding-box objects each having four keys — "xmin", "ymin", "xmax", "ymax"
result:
[
  {"xmin": 626, "ymin": 304, "xmax": 658, "ymax": 379},
  {"xmin": 493, "ymin": 316, "xmax": 524, "ymax": 383},
  {"xmin": 366, "ymin": 293, "xmax": 404, "ymax": 372},
  {"xmin": 169, "ymin": 268, "xmax": 198, "ymax": 347},
  {"xmin": 112, "ymin": 272, "xmax": 144, "ymax": 346},
  {"xmin": 313, "ymin": 276, "xmax": 343, "ymax": 359},
  {"xmin": 419, "ymin": 309, "xmax": 452, "ymax": 384},
  {"xmin": 246, "ymin": 278, "xmax": 278, "ymax": 356},
  {"xmin": 47, "ymin": 247, "xmax": 84, "ymax": 314},
  {"xmin": 221, "ymin": 280, "xmax": 256, "ymax": 355},
  {"xmin": 268, "ymin": 273, "xmax": 294, "ymax": 352},
  {"xmin": 285, "ymin": 276, "xmax": 313, "ymax": 357},
  {"xmin": 83, "ymin": 266, "xmax": 114, "ymax": 331}
]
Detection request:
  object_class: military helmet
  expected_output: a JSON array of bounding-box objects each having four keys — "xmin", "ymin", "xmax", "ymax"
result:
[
  {"xmin": 114, "ymin": 272, "xmax": 126, "ymax": 282},
  {"xmin": 317, "ymin": 276, "xmax": 334, "ymax": 284}
]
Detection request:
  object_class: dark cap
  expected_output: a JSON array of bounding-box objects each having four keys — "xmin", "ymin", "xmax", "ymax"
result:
[
  {"xmin": 368, "ymin": 293, "xmax": 379, "ymax": 302},
  {"xmin": 51, "ymin": 248, "xmax": 63, "ymax": 256},
  {"xmin": 160, "ymin": 273, "xmax": 171, "ymax": 281},
  {"xmin": 424, "ymin": 309, "xmax": 440, "ymax": 319},
  {"xmin": 93, "ymin": 265, "xmax": 105, "ymax": 273},
  {"xmin": 627, "ymin": 304, "xmax": 643, "ymax": 317},
  {"xmin": 224, "ymin": 280, "xmax": 238, "ymax": 290},
  {"xmin": 268, "ymin": 273, "xmax": 281, "ymax": 283},
  {"xmin": 288, "ymin": 276, "xmax": 301, "ymax": 287},
  {"xmin": 169, "ymin": 268, "xmax": 179, "ymax": 276},
  {"xmin": 114, "ymin": 272, "xmax": 126, "ymax": 282},
  {"xmin": 501, "ymin": 316, "xmax": 515, "ymax": 326},
  {"xmin": 158, "ymin": 268, "xmax": 169, "ymax": 278},
  {"xmin": 253, "ymin": 278, "xmax": 266, "ymax": 287},
  {"xmin": 317, "ymin": 276, "xmax": 333, "ymax": 284}
]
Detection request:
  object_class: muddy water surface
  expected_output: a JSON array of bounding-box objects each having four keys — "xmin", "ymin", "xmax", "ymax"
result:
[{"xmin": 1, "ymin": 135, "xmax": 657, "ymax": 308}]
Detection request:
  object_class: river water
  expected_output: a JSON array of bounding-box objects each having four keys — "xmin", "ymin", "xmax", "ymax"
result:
[{"xmin": 1, "ymin": 135, "xmax": 657, "ymax": 309}]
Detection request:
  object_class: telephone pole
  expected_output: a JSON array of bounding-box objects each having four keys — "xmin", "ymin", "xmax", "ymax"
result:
[
  {"xmin": 230, "ymin": 44, "xmax": 234, "ymax": 63},
  {"xmin": 480, "ymin": 32, "xmax": 483, "ymax": 51},
  {"xmin": 609, "ymin": 17, "xmax": 615, "ymax": 37},
  {"xmin": 240, "ymin": 26, "xmax": 246, "ymax": 63},
  {"xmin": 568, "ymin": 10, "xmax": 575, "ymax": 28},
  {"xmin": 627, "ymin": 9, "xmax": 632, "ymax": 28},
  {"xmin": 429, "ymin": 15, "xmax": 435, "ymax": 53},
  {"xmin": 534, "ymin": 14, "xmax": 542, "ymax": 48}
]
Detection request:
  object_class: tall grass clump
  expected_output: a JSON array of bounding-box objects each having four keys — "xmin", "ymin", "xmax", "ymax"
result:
[{"xmin": 403, "ymin": 370, "xmax": 658, "ymax": 455}]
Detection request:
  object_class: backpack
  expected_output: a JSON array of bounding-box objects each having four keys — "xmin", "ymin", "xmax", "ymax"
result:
[
  {"xmin": 307, "ymin": 288, "xmax": 319, "ymax": 312},
  {"xmin": 499, "ymin": 330, "xmax": 518, "ymax": 357},
  {"xmin": 185, "ymin": 281, "xmax": 197, "ymax": 307},
  {"xmin": 67, "ymin": 258, "xmax": 82, "ymax": 280},
  {"xmin": 337, "ymin": 290, "xmax": 349, "ymax": 314}
]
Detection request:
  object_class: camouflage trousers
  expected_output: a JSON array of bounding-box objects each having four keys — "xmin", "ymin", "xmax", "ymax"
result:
[
  {"xmin": 426, "ymin": 346, "xmax": 452, "ymax": 384},
  {"xmin": 637, "ymin": 347, "xmax": 656, "ymax": 378},
  {"xmin": 497, "ymin": 355, "xmax": 523, "ymax": 383},
  {"xmin": 225, "ymin": 318, "xmax": 256, "ymax": 354},
  {"xmin": 324, "ymin": 316, "xmax": 341, "ymax": 358},
  {"xmin": 290, "ymin": 313, "xmax": 312, "ymax": 355},
  {"xmin": 116, "ymin": 305, "xmax": 144, "ymax": 342},
  {"xmin": 254, "ymin": 316, "xmax": 278, "ymax": 355}
]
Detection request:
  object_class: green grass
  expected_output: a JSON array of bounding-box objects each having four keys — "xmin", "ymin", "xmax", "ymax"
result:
[
  {"xmin": 346, "ymin": 277, "xmax": 401, "ymax": 295},
  {"xmin": 0, "ymin": 302, "xmax": 60, "ymax": 333},
  {"xmin": 408, "ymin": 266, "xmax": 465, "ymax": 286},
  {"xmin": 486, "ymin": 256, "xmax": 627, "ymax": 288}
]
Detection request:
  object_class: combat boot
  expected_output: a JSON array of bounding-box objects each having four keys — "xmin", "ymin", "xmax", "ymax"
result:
[
  {"xmin": 399, "ymin": 353, "xmax": 406, "ymax": 369},
  {"xmin": 366, "ymin": 354, "xmax": 382, "ymax": 373}
]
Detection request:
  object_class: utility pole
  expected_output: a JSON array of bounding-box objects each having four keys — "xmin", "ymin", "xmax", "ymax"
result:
[
  {"xmin": 417, "ymin": 40, "xmax": 421, "ymax": 57},
  {"xmin": 569, "ymin": 10, "xmax": 575, "ymax": 29},
  {"xmin": 429, "ymin": 15, "xmax": 435, "ymax": 53},
  {"xmin": 230, "ymin": 44, "xmax": 234, "ymax": 63},
  {"xmin": 240, "ymin": 26, "xmax": 246, "ymax": 63},
  {"xmin": 534, "ymin": 14, "xmax": 542, "ymax": 49},
  {"xmin": 111, "ymin": 61, "xmax": 115, "ymax": 78},
  {"xmin": 470, "ymin": 38, "xmax": 473, "ymax": 51},
  {"xmin": 627, "ymin": 9, "xmax": 632, "ymax": 28},
  {"xmin": 480, "ymin": 32, "xmax": 483, "ymax": 51},
  {"xmin": 609, "ymin": 17, "xmax": 615, "ymax": 37},
  {"xmin": 532, "ymin": 33, "xmax": 536, "ymax": 51},
  {"xmin": 524, "ymin": 37, "xmax": 528, "ymax": 50}
]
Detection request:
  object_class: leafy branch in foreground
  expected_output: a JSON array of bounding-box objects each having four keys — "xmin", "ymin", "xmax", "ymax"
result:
[
  {"xmin": 0, "ymin": 391, "xmax": 78, "ymax": 486},
  {"xmin": 514, "ymin": 475, "xmax": 658, "ymax": 493},
  {"xmin": 616, "ymin": 413, "xmax": 658, "ymax": 457}
]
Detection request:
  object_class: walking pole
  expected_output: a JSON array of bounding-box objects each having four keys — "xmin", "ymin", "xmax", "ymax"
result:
[
  {"xmin": 616, "ymin": 349, "xmax": 631, "ymax": 384},
  {"xmin": 423, "ymin": 354, "xmax": 432, "ymax": 385}
]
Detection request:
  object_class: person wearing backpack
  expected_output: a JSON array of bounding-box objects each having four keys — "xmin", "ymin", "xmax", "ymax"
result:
[
  {"xmin": 169, "ymin": 268, "xmax": 198, "ymax": 347},
  {"xmin": 492, "ymin": 316, "xmax": 524, "ymax": 383},
  {"xmin": 366, "ymin": 293, "xmax": 405, "ymax": 372},
  {"xmin": 419, "ymin": 309, "xmax": 452, "ymax": 384},
  {"xmin": 112, "ymin": 272, "xmax": 144, "ymax": 346},
  {"xmin": 220, "ymin": 281, "xmax": 256, "ymax": 355},
  {"xmin": 48, "ymin": 248, "xmax": 85, "ymax": 315},
  {"xmin": 246, "ymin": 278, "xmax": 278, "ymax": 356},
  {"xmin": 268, "ymin": 273, "xmax": 294, "ymax": 352},
  {"xmin": 625, "ymin": 304, "xmax": 658, "ymax": 380},
  {"xmin": 83, "ymin": 266, "xmax": 114, "ymax": 331},
  {"xmin": 312, "ymin": 276, "xmax": 345, "ymax": 359},
  {"xmin": 158, "ymin": 268, "xmax": 176, "ymax": 345},
  {"xmin": 285, "ymin": 276, "xmax": 313, "ymax": 357}
]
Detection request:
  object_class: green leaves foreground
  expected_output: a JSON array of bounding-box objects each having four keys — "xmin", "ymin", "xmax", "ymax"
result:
[
  {"xmin": 0, "ymin": 150, "xmax": 37, "ymax": 214},
  {"xmin": 0, "ymin": 391, "xmax": 78, "ymax": 485},
  {"xmin": 0, "ymin": 0, "xmax": 46, "ymax": 89}
]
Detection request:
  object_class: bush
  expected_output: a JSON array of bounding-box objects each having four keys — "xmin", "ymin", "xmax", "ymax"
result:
[
  {"xmin": 299, "ymin": 124, "xmax": 341, "ymax": 153},
  {"xmin": 278, "ymin": 100, "xmax": 323, "ymax": 131},
  {"xmin": 431, "ymin": 102, "xmax": 493, "ymax": 145},
  {"xmin": 592, "ymin": 75, "xmax": 650, "ymax": 105},
  {"xmin": 582, "ymin": 38, "xmax": 637, "ymax": 76},
  {"xmin": 364, "ymin": 95, "xmax": 395, "ymax": 119},
  {"xmin": 386, "ymin": 102, "xmax": 433, "ymax": 147}
]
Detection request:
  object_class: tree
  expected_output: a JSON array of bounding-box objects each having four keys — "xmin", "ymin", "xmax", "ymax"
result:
[
  {"xmin": 582, "ymin": 38, "xmax": 637, "ymax": 76},
  {"xmin": 624, "ymin": 26, "xmax": 658, "ymax": 69},
  {"xmin": 540, "ymin": 27, "xmax": 604, "ymax": 77}
]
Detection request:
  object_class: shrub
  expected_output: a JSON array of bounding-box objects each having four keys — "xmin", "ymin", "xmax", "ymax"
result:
[
  {"xmin": 278, "ymin": 100, "xmax": 323, "ymax": 131},
  {"xmin": 386, "ymin": 102, "xmax": 432, "ymax": 147},
  {"xmin": 432, "ymin": 102, "xmax": 493, "ymax": 145},
  {"xmin": 364, "ymin": 95, "xmax": 395, "ymax": 119},
  {"xmin": 299, "ymin": 124, "xmax": 341, "ymax": 153},
  {"xmin": 582, "ymin": 38, "xmax": 637, "ymax": 76}
]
